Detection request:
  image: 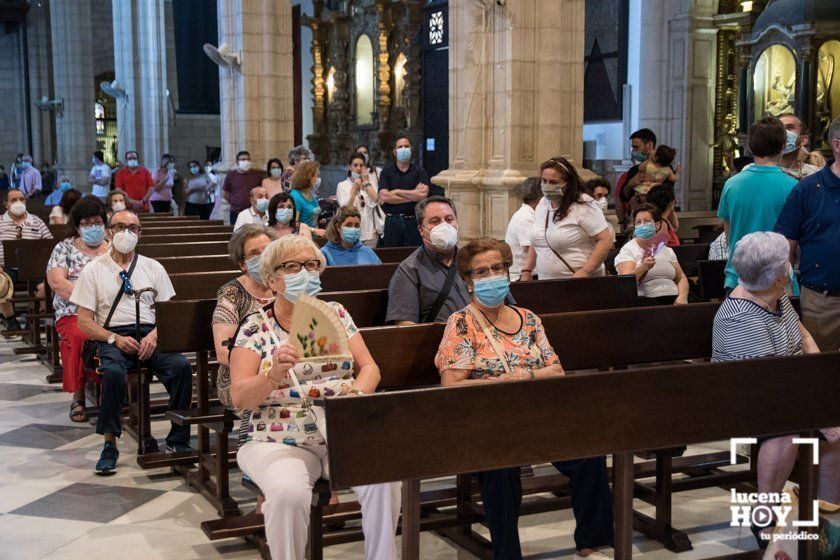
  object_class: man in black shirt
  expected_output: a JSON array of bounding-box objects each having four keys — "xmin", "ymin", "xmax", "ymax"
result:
[
  {"xmin": 619, "ymin": 128, "xmax": 674, "ymax": 203},
  {"xmin": 378, "ymin": 136, "xmax": 429, "ymax": 247}
]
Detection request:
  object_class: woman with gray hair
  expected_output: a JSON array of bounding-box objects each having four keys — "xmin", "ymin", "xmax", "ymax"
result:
[
  {"xmin": 212, "ymin": 224, "xmax": 279, "ymax": 407},
  {"xmin": 282, "ymin": 145, "xmax": 313, "ymax": 192},
  {"xmin": 229, "ymin": 235, "xmax": 400, "ymax": 560},
  {"xmin": 712, "ymin": 231, "xmax": 840, "ymax": 548}
]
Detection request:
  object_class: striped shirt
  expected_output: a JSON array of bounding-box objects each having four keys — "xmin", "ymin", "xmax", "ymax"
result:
[
  {"xmin": 711, "ymin": 295, "xmax": 802, "ymax": 362},
  {"xmin": 0, "ymin": 212, "xmax": 52, "ymax": 268}
]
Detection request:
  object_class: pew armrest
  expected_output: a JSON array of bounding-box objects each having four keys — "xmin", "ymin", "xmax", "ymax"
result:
[{"xmin": 165, "ymin": 405, "xmax": 234, "ymax": 426}]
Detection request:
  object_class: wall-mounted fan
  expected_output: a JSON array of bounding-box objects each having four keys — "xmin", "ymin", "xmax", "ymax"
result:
[
  {"xmin": 203, "ymin": 42, "xmax": 241, "ymax": 68},
  {"xmin": 33, "ymin": 96, "xmax": 63, "ymax": 112},
  {"xmin": 99, "ymin": 79, "xmax": 127, "ymax": 101}
]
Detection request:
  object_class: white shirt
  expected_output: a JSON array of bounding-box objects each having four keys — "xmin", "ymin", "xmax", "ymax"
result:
[
  {"xmin": 70, "ymin": 252, "xmax": 175, "ymax": 328},
  {"xmin": 233, "ymin": 206, "xmax": 269, "ymax": 231},
  {"xmin": 90, "ymin": 163, "xmax": 112, "ymax": 198},
  {"xmin": 336, "ymin": 173, "xmax": 381, "ymax": 242},
  {"xmin": 530, "ymin": 194, "xmax": 611, "ymax": 279},
  {"xmin": 505, "ymin": 203, "xmax": 536, "ymax": 281},
  {"xmin": 614, "ymin": 239, "xmax": 679, "ymax": 298}
]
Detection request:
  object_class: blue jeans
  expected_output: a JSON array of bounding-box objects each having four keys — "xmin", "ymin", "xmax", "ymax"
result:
[
  {"xmin": 95, "ymin": 324, "xmax": 192, "ymax": 445},
  {"xmin": 476, "ymin": 457, "xmax": 614, "ymax": 559},
  {"xmin": 382, "ymin": 215, "xmax": 422, "ymax": 247}
]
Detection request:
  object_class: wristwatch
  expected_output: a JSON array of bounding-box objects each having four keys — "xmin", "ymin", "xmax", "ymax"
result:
[{"xmin": 107, "ymin": 333, "xmax": 116, "ymax": 345}]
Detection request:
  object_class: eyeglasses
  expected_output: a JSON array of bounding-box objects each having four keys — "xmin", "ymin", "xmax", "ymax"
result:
[
  {"xmin": 118, "ymin": 271, "xmax": 133, "ymax": 295},
  {"xmin": 468, "ymin": 264, "xmax": 509, "ymax": 279},
  {"xmin": 275, "ymin": 260, "xmax": 321, "ymax": 274},
  {"xmin": 633, "ymin": 219, "xmax": 656, "ymax": 226},
  {"xmin": 80, "ymin": 218, "xmax": 104, "ymax": 228},
  {"xmin": 109, "ymin": 223, "xmax": 142, "ymax": 234}
]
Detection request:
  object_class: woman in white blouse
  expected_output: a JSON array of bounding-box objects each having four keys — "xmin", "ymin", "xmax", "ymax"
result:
[
  {"xmin": 336, "ymin": 152, "xmax": 381, "ymax": 248},
  {"xmin": 520, "ymin": 157, "xmax": 614, "ymax": 280},
  {"xmin": 615, "ymin": 204, "xmax": 689, "ymax": 305}
]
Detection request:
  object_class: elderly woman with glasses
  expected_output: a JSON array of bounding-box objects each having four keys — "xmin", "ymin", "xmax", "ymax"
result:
[
  {"xmin": 435, "ymin": 238, "xmax": 614, "ymax": 560},
  {"xmin": 229, "ymin": 235, "xmax": 400, "ymax": 560},
  {"xmin": 712, "ymin": 231, "xmax": 840, "ymax": 548}
]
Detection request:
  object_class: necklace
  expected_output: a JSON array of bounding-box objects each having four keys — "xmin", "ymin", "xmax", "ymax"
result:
[{"xmin": 477, "ymin": 305, "xmax": 522, "ymax": 336}]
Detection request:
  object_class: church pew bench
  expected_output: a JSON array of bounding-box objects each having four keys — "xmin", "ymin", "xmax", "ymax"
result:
[
  {"xmin": 141, "ymin": 241, "xmax": 230, "ymax": 259},
  {"xmin": 139, "ymin": 232, "xmax": 232, "ymax": 244},
  {"xmin": 139, "ymin": 225, "xmax": 233, "ymax": 235},
  {"xmin": 698, "ymin": 259, "xmax": 727, "ymax": 301},
  {"xmin": 326, "ymin": 352, "xmax": 839, "ymax": 560},
  {"xmin": 199, "ymin": 304, "xmax": 730, "ymax": 555}
]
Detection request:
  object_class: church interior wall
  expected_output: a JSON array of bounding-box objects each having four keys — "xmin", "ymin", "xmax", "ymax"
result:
[
  {"xmin": 0, "ymin": 27, "xmax": 29, "ymax": 169},
  {"xmin": 294, "ymin": 0, "xmax": 314, "ymax": 150}
]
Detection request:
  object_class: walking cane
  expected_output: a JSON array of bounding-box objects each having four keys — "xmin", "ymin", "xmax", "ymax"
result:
[{"xmin": 132, "ymin": 287, "xmax": 158, "ymax": 454}]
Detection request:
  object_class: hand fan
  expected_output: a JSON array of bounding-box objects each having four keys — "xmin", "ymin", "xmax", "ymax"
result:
[
  {"xmin": 289, "ymin": 294, "xmax": 352, "ymax": 362},
  {"xmin": 643, "ymin": 228, "xmax": 671, "ymax": 258}
]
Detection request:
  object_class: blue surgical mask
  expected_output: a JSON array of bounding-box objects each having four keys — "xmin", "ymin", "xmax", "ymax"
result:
[
  {"xmin": 783, "ymin": 130, "xmax": 799, "ymax": 155},
  {"xmin": 59, "ymin": 181, "xmax": 72, "ymax": 192},
  {"xmin": 21, "ymin": 161, "xmax": 31, "ymax": 169},
  {"xmin": 245, "ymin": 254, "xmax": 263, "ymax": 284},
  {"xmin": 630, "ymin": 151, "xmax": 646, "ymax": 164},
  {"xmin": 350, "ymin": 172, "xmax": 361, "ymax": 180},
  {"xmin": 92, "ymin": 157, "xmax": 99, "ymax": 165},
  {"xmin": 341, "ymin": 226, "xmax": 361, "ymax": 244},
  {"xmin": 189, "ymin": 165, "xmax": 200, "ymax": 174},
  {"xmin": 396, "ymin": 147, "xmax": 411, "ymax": 162},
  {"xmin": 80, "ymin": 224, "xmax": 106, "ymax": 246},
  {"xmin": 313, "ymin": 177, "xmax": 322, "ymax": 192},
  {"xmin": 473, "ymin": 276, "xmax": 510, "ymax": 308},
  {"xmin": 255, "ymin": 198, "xmax": 269, "ymax": 212},
  {"xmin": 282, "ymin": 269, "xmax": 322, "ymax": 301},
  {"xmin": 275, "ymin": 207, "xmax": 293, "ymax": 223},
  {"xmin": 634, "ymin": 223, "xmax": 657, "ymax": 240}
]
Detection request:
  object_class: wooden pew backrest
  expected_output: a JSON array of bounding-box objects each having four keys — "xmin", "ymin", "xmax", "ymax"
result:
[{"xmin": 510, "ymin": 275, "xmax": 638, "ymax": 312}]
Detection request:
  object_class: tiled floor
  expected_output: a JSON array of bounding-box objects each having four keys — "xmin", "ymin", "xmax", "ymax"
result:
[{"xmin": 0, "ymin": 335, "xmax": 760, "ymax": 559}]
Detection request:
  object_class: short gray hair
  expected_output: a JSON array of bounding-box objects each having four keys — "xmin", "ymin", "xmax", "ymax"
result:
[
  {"xmin": 287, "ymin": 145, "xmax": 313, "ymax": 165},
  {"xmin": 415, "ymin": 195, "xmax": 457, "ymax": 225},
  {"xmin": 228, "ymin": 224, "xmax": 278, "ymax": 266},
  {"xmin": 259, "ymin": 235, "xmax": 326, "ymax": 283},
  {"xmin": 731, "ymin": 231, "xmax": 790, "ymax": 291},
  {"xmin": 520, "ymin": 177, "xmax": 542, "ymax": 204},
  {"xmin": 828, "ymin": 117, "xmax": 840, "ymax": 146}
]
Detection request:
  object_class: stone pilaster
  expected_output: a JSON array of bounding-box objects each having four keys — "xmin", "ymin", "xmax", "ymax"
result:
[
  {"xmin": 50, "ymin": 0, "xmax": 96, "ymax": 187},
  {"xmin": 434, "ymin": 0, "xmax": 585, "ymax": 240},
  {"xmin": 217, "ymin": 0, "xmax": 294, "ymax": 168},
  {"xmin": 112, "ymin": 0, "xmax": 169, "ymax": 167}
]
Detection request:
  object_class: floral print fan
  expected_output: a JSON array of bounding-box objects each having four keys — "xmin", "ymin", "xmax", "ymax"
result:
[{"xmin": 289, "ymin": 294, "xmax": 352, "ymax": 362}]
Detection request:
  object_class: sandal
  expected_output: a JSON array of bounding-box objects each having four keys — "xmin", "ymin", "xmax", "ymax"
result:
[{"xmin": 69, "ymin": 400, "xmax": 87, "ymax": 423}]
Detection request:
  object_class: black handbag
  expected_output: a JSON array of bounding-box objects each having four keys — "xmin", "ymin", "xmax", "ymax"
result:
[{"xmin": 81, "ymin": 256, "xmax": 138, "ymax": 371}]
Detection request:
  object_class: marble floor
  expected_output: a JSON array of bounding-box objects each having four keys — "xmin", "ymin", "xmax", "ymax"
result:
[{"xmin": 0, "ymin": 335, "xmax": 761, "ymax": 560}]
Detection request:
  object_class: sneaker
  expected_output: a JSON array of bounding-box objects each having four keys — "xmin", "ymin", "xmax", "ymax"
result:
[
  {"xmin": 574, "ymin": 551, "xmax": 612, "ymax": 560},
  {"xmin": 95, "ymin": 441, "xmax": 119, "ymax": 475},
  {"xmin": 165, "ymin": 441, "xmax": 193, "ymax": 454}
]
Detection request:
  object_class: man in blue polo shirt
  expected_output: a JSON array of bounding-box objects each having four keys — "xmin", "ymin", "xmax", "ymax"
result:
[
  {"xmin": 775, "ymin": 117, "xmax": 840, "ymax": 352},
  {"xmin": 718, "ymin": 116, "xmax": 796, "ymax": 292}
]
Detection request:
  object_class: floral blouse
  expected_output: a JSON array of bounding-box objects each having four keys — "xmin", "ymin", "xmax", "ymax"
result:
[
  {"xmin": 435, "ymin": 306, "xmax": 559, "ymax": 379},
  {"xmin": 233, "ymin": 301, "xmax": 358, "ymax": 446},
  {"xmin": 46, "ymin": 238, "xmax": 104, "ymax": 322}
]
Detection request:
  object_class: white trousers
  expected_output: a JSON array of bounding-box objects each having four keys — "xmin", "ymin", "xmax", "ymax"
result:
[{"xmin": 237, "ymin": 442, "xmax": 401, "ymax": 560}]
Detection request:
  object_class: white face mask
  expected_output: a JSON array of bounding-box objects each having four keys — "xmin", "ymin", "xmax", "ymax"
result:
[
  {"xmin": 597, "ymin": 197, "xmax": 608, "ymax": 212},
  {"xmin": 8, "ymin": 201, "xmax": 26, "ymax": 217},
  {"xmin": 111, "ymin": 201, "xmax": 126, "ymax": 213},
  {"xmin": 238, "ymin": 160, "xmax": 252, "ymax": 171},
  {"xmin": 270, "ymin": 168, "xmax": 283, "ymax": 178},
  {"xmin": 111, "ymin": 230, "xmax": 139, "ymax": 254},
  {"xmin": 427, "ymin": 222, "xmax": 459, "ymax": 252},
  {"xmin": 127, "ymin": 159, "xmax": 139, "ymax": 168},
  {"xmin": 204, "ymin": 165, "xmax": 213, "ymax": 174}
]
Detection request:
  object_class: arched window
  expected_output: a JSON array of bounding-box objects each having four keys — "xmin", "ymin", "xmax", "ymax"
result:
[
  {"xmin": 753, "ymin": 44, "xmax": 797, "ymax": 120},
  {"xmin": 355, "ymin": 35, "xmax": 375, "ymax": 126},
  {"xmin": 95, "ymin": 102, "xmax": 106, "ymax": 136},
  {"xmin": 393, "ymin": 53, "xmax": 408, "ymax": 108}
]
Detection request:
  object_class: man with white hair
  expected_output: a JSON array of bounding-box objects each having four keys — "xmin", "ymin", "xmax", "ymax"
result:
[
  {"xmin": 17, "ymin": 154, "xmax": 42, "ymax": 199},
  {"xmin": 776, "ymin": 116, "xmax": 840, "ymax": 352}
]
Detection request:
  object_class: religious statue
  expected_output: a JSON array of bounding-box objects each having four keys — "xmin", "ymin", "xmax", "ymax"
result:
[
  {"xmin": 817, "ymin": 49, "xmax": 835, "ymax": 143},
  {"xmin": 714, "ymin": 114, "xmax": 739, "ymax": 178},
  {"xmin": 766, "ymin": 70, "xmax": 795, "ymax": 116}
]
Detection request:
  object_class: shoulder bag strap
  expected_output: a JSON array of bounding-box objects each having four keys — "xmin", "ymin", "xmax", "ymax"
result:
[
  {"xmin": 466, "ymin": 304, "xmax": 513, "ymax": 376},
  {"xmin": 423, "ymin": 258, "xmax": 458, "ymax": 323},
  {"xmin": 103, "ymin": 254, "xmax": 138, "ymax": 329},
  {"xmin": 544, "ymin": 210, "xmax": 577, "ymax": 275}
]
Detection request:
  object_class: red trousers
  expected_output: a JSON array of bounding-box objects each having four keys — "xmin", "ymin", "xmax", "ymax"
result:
[{"xmin": 55, "ymin": 315, "xmax": 94, "ymax": 393}]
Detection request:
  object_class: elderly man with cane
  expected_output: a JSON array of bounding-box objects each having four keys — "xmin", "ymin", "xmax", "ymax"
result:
[{"xmin": 72, "ymin": 209, "xmax": 193, "ymax": 474}]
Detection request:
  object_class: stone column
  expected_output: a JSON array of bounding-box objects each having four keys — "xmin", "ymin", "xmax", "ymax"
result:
[
  {"xmin": 433, "ymin": 0, "xmax": 585, "ymax": 240},
  {"xmin": 112, "ymin": 0, "xmax": 169, "ymax": 167},
  {"xmin": 216, "ymin": 0, "xmax": 294, "ymax": 168},
  {"xmin": 637, "ymin": 0, "xmax": 718, "ymax": 210},
  {"xmin": 50, "ymin": 0, "xmax": 96, "ymax": 188}
]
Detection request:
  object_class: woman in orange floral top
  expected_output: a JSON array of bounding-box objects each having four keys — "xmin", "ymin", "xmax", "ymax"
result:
[
  {"xmin": 435, "ymin": 239, "xmax": 564, "ymax": 384},
  {"xmin": 435, "ymin": 238, "xmax": 614, "ymax": 560}
]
